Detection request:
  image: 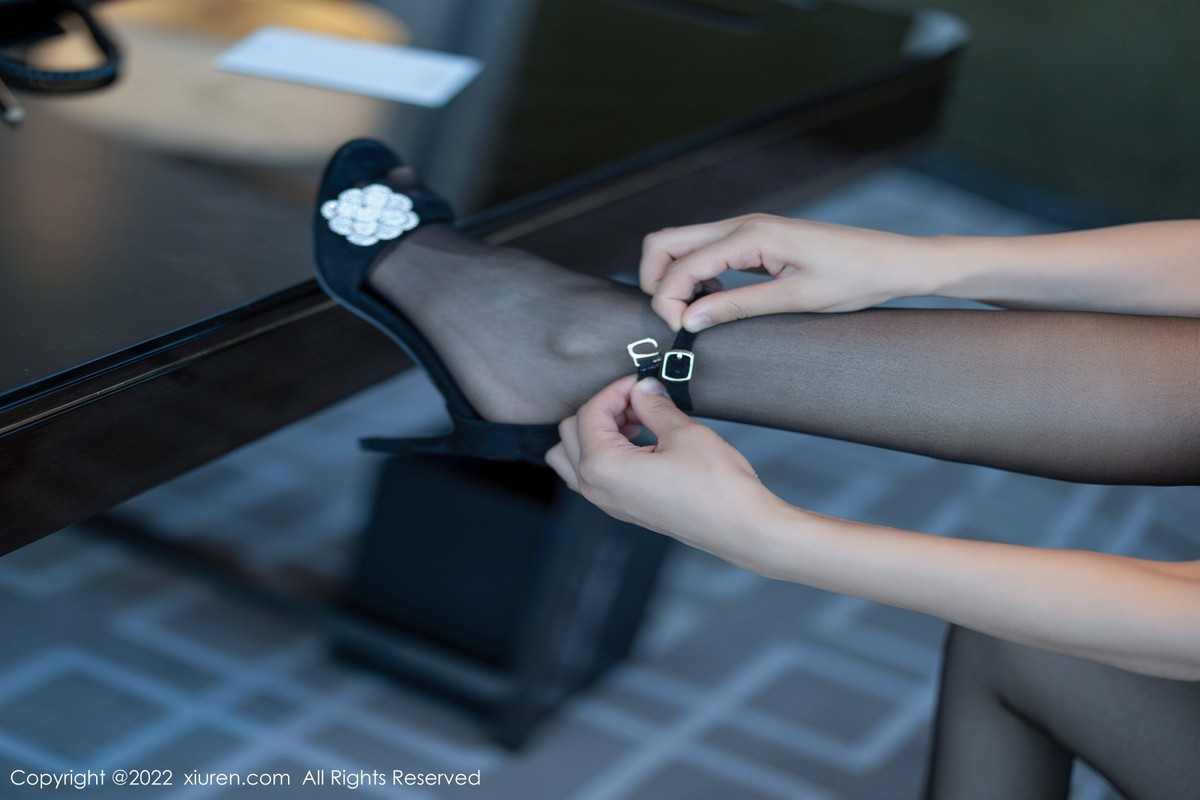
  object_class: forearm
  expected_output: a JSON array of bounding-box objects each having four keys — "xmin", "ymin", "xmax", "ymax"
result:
[
  {"xmin": 917, "ymin": 221, "xmax": 1200, "ymax": 316},
  {"xmin": 755, "ymin": 501, "xmax": 1200, "ymax": 679}
]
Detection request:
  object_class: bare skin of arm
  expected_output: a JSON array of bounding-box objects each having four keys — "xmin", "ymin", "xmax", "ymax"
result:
[
  {"xmin": 929, "ymin": 220, "xmax": 1200, "ymax": 316},
  {"xmin": 546, "ymin": 377, "xmax": 1200, "ymax": 682},
  {"xmin": 761, "ymin": 506, "xmax": 1200, "ymax": 681},
  {"xmin": 639, "ymin": 216, "xmax": 1200, "ymax": 330},
  {"xmin": 572, "ymin": 215, "xmax": 1200, "ymax": 679}
]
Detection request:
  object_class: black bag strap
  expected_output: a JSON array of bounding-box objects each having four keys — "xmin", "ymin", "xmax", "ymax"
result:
[{"xmin": 0, "ymin": 0, "xmax": 120, "ymax": 92}]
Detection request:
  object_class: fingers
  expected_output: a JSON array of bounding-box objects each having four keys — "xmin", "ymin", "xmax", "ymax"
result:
[
  {"xmin": 628, "ymin": 378, "xmax": 694, "ymax": 439},
  {"xmin": 557, "ymin": 414, "xmax": 581, "ymax": 466},
  {"xmin": 639, "ymin": 219, "xmax": 745, "ymax": 296},
  {"xmin": 618, "ymin": 423, "xmax": 643, "ymax": 440},
  {"xmin": 649, "ymin": 229, "xmax": 779, "ymax": 331},
  {"xmin": 680, "ymin": 278, "xmax": 805, "ymax": 332},
  {"xmin": 652, "ymin": 220, "xmax": 792, "ymax": 331},
  {"xmin": 544, "ymin": 442, "xmax": 577, "ymax": 491},
  {"xmin": 548, "ymin": 376, "xmax": 640, "ymax": 490},
  {"xmin": 576, "ymin": 375, "xmax": 642, "ymax": 454},
  {"xmin": 547, "ymin": 377, "xmax": 697, "ymax": 503},
  {"xmin": 547, "ymin": 377, "xmax": 769, "ymax": 549}
]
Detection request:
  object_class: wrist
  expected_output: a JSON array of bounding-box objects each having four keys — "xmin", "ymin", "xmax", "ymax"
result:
[
  {"xmin": 915, "ymin": 234, "xmax": 1019, "ymax": 301},
  {"xmin": 898, "ymin": 234, "xmax": 971, "ymax": 298},
  {"xmin": 741, "ymin": 494, "xmax": 815, "ymax": 581}
]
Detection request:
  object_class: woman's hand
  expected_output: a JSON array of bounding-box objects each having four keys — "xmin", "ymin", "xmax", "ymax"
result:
[
  {"xmin": 545, "ymin": 375, "xmax": 787, "ymax": 575},
  {"xmin": 639, "ymin": 213, "xmax": 933, "ymax": 331},
  {"xmin": 545, "ymin": 378, "xmax": 1200, "ymax": 680}
]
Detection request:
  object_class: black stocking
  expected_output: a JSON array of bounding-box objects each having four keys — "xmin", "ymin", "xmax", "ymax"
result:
[
  {"xmin": 363, "ymin": 158, "xmax": 1200, "ymax": 800},
  {"xmin": 368, "ymin": 207, "xmax": 1200, "ymax": 486},
  {"xmin": 925, "ymin": 626, "xmax": 1200, "ymax": 800}
]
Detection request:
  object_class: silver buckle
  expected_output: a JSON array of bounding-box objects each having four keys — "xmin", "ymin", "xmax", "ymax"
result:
[
  {"xmin": 661, "ymin": 349, "xmax": 694, "ymax": 382},
  {"xmin": 626, "ymin": 337, "xmax": 660, "ymax": 367}
]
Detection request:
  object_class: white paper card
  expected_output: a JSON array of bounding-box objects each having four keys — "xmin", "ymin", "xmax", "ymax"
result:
[{"xmin": 215, "ymin": 27, "xmax": 483, "ymax": 107}]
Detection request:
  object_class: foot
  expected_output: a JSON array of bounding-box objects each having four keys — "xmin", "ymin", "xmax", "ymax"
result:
[{"xmin": 365, "ymin": 167, "xmax": 671, "ymax": 424}]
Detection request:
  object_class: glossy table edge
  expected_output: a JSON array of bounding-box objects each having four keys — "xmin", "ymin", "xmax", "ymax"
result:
[
  {"xmin": 0, "ymin": 31, "xmax": 960, "ymax": 416},
  {"xmin": 0, "ymin": 42, "xmax": 963, "ymax": 554}
]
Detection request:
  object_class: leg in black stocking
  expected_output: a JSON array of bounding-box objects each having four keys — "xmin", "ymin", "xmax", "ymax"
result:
[
  {"xmin": 925, "ymin": 626, "xmax": 1200, "ymax": 800},
  {"xmin": 690, "ymin": 308, "xmax": 1200, "ymax": 485},
  {"xmin": 367, "ymin": 174, "xmax": 1200, "ymax": 485}
]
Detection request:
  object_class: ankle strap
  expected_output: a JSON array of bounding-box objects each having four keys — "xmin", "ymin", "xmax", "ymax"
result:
[
  {"xmin": 661, "ymin": 328, "xmax": 697, "ymax": 412},
  {"xmin": 626, "ymin": 290, "xmax": 706, "ymax": 411},
  {"xmin": 625, "ymin": 328, "xmax": 698, "ymax": 413}
]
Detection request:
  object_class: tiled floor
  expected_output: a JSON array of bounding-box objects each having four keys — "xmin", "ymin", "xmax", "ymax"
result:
[{"xmin": 2, "ymin": 167, "xmax": 1194, "ymax": 799}]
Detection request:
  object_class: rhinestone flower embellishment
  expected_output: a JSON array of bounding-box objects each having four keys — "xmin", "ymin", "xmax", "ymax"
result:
[{"xmin": 321, "ymin": 184, "xmax": 420, "ymax": 246}]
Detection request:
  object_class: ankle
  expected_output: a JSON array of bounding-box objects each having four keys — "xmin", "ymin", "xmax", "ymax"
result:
[{"xmin": 545, "ymin": 284, "xmax": 673, "ymax": 393}]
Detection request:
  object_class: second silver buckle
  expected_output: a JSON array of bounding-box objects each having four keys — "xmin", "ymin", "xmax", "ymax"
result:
[{"xmin": 661, "ymin": 350, "xmax": 694, "ymax": 382}]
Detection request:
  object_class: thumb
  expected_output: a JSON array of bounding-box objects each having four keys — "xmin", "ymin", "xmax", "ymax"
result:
[
  {"xmin": 682, "ymin": 281, "xmax": 801, "ymax": 332},
  {"xmin": 630, "ymin": 378, "xmax": 693, "ymax": 439}
]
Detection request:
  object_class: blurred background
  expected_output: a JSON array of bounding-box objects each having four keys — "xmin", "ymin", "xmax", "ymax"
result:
[
  {"xmin": 373, "ymin": 0, "xmax": 1200, "ymax": 222},
  {"xmin": 890, "ymin": 0, "xmax": 1199, "ymax": 223},
  {"xmin": 1, "ymin": 1, "xmax": 1196, "ymax": 799}
]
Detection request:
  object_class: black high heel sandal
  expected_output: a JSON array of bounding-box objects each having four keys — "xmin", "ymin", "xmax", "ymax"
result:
[{"xmin": 312, "ymin": 139, "xmax": 562, "ymax": 462}]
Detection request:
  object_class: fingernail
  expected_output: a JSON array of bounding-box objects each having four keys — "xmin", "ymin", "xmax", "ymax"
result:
[
  {"xmin": 684, "ymin": 313, "xmax": 712, "ymax": 332},
  {"xmin": 637, "ymin": 377, "xmax": 667, "ymax": 396}
]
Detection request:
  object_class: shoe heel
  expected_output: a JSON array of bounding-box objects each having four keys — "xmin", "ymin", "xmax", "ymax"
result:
[
  {"xmin": 361, "ymin": 417, "xmax": 561, "ymax": 464},
  {"xmin": 360, "ymin": 433, "xmax": 458, "ymax": 457}
]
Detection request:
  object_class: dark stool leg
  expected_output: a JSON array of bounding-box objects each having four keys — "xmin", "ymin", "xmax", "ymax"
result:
[{"xmin": 337, "ymin": 453, "xmax": 670, "ymax": 748}]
